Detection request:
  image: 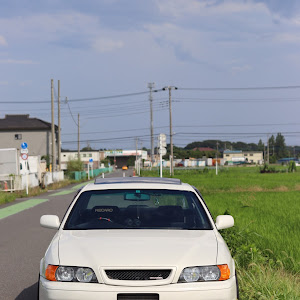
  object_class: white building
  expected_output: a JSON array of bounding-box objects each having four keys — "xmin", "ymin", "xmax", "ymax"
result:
[
  {"xmin": 61, "ymin": 151, "xmax": 101, "ymax": 170},
  {"xmin": 223, "ymin": 150, "xmax": 263, "ymax": 164}
]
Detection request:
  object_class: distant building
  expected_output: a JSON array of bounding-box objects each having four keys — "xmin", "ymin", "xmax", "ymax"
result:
[
  {"xmin": 61, "ymin": 149, "xmax": 148, "ymax": 170},
  {"xmin": 223, "ymin": 150, "xmax": 263, "ymax": 164},
  {"xmin": 61, "ymin": 150, "xmax": 101, "ymax": 171},
  {"xmin": 277, "ymin": 158, "xmax": 299, "ymax": 164},
  {"xmin": 0, "ymin": 114, "xmax": 58, "ymax": 157}
]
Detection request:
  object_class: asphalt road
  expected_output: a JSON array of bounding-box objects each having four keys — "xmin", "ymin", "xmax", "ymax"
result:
[{"xmin": 0, "ymin": 169, "xmax": 132, "ymax": 300}]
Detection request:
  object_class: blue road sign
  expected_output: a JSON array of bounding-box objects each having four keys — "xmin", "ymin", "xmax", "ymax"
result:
[
  {"xmin": 89, "ymin": 158, "xmax": 93, "ymax": 163},
  {"xmin": 21, "ymin": 142, "xmax": 28, "ymax": 149}
]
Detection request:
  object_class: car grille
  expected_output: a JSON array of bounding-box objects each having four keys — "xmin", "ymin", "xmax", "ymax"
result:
[
  {"xmin": 105, "ymin": 270, "xmax": 171, "ymax": 281},
  {"xmin": 118, "ymin": 294, "xmax": 159, "ymax": 300}
]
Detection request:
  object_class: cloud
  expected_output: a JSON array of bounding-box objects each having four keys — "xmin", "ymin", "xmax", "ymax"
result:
[
  {"xmin": 252, "ymin": 0, "xmax": 300, "ymax": 18},
  {"xmin": 0, "ymin": 35, "xmax": 7, "ymax": 46},
  {"xmin": 92, "ymin": 38, "xmax": 124, "ymax": 53},
  {"xmin": 0, "ymin": 12, "xmax": 125, "ymax": 53},
  {"xmin": 0, "ymin": 81, "xmax": 8, "ymax": 85},
  {"xmin": 156, "ymin": 0, "xmax": 267, "ymax": 18},
  {"xmin": 273, "ymin": 33, "xmax": 300, "ymax": 43},
  {"xmin": 0, "ymin": 59, "xmax": 37, "ymax": 64},
  {"xmin": 19, "ymin": 80, "xmax": 32, "ymax": 86},
  {"xmin": 231, "ymin": 64, "xmax": 252, "ymax": 73}
]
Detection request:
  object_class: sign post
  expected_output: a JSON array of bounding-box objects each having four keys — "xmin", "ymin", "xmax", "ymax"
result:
[
  {"xmin": 88, "ymin": 158, "xmax": 93, "ymax": 180},
  {"xmin": 21, "ymin": 143, "xmax": 29, "ymax": 195},
  {"xmin": 159, "ymin": 134, "xmax": 167, "ymax": 178}
]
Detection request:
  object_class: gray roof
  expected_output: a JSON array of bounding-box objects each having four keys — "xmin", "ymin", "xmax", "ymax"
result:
[{"xmin": 0, "ymin": 114, "xmax": 57, "ymax": 131}]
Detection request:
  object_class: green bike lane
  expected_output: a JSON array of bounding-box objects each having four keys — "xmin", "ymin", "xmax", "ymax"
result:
[{"xmin": 0, "ymin": 181, "xmax": 90, "ymax": 221}]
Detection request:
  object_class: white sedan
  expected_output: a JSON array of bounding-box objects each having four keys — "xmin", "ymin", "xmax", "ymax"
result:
[{"xmin": 39, "ymin": 177, "xmax": 238, "ymax": 300}]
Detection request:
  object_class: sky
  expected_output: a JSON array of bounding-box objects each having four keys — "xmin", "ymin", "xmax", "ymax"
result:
[{"xmin": 0, "ymin": 0, "xmax": 300, "ymax": 150}]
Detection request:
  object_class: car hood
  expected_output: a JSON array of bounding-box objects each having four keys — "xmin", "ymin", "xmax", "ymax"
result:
[{"xmin": 58, "ymin": 229, "xmax": 218, "ymax": 268}]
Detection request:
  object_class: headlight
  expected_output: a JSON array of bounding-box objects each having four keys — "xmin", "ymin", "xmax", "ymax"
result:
[
  {"xmin": 179, "ymin": 265, "xmax": 230, "ymax": 282},
  {"xmin": 45, "ymin": 265, "xmax": 98, "ymax": 283}
]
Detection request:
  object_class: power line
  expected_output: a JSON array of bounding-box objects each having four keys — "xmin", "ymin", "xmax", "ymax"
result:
[
  {"xmin": 0, "ymin": 90, "xmax": 164, "ymax": 104},
  {"xmin": 65, "ymin": 97, "xmax": 78, "ymax": 126},
  {"xmin": 173, "ymin": 123, "xmax": 300, "ymax": 128},
  {"xmin": 80, "ymin": 106, "xmax": 169, "ymax": 120},
  {"xmin": 173, "ymin": 97, "xmax": 300, "ymax": 103},
  {"xmin": 62, "ymin": 125, "xmax": 169, "ymax": 136},
  {"xmin": 62, "ymin": 134, "xmax": 152, "ymax": 144},
  {"xmin": 178, "ymin": 85, "xmax": 300, "ymax": 91},
  {"xmin": 67, "ymin": 101, "xmax": 168, "ymax": 116}
]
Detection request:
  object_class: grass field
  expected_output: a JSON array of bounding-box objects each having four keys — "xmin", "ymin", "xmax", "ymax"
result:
[{"xmin": 141, "ymin": 166, "xmax": 300, "ymax": 299}]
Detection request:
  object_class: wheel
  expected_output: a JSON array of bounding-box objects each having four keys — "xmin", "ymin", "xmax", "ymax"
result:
[
  {"xmin": 37, "ymin": 274, "xmax": 40, "ymax": 300},
  {"xmin": 236, "ymin": 271, "xmax": 239, "ymax": 300}
]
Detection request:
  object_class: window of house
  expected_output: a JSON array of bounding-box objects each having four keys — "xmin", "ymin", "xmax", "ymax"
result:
[
  {"xmin": 226, "ymin": 154, "xmax": 230, "ymax": 157},
  {"xmin": 15, "ymin": 134, "xmax": 22, "ymax": 140},
  {"xmin": 250, "ymin": 154, "xmax": 253, "ymax": 156},
  {"xmin": 83, "ymin": 154, "xmax": 87, "ymax": 157},
  {"xmin": 244, "ymin": 154, "xmax": 248, "ymax": 156},
  {"xmin": 89, "ymin": 154, "xmax": 92, "ymax": 157}
]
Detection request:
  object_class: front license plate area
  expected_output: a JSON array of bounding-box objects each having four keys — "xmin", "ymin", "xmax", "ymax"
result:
[{"xmin": 117, "ymin": 294, "xmax": 159, "ymax": 300}]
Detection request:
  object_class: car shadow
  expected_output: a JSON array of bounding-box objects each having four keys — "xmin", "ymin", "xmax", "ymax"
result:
[{"xmin": 15, "ymin": 281, "xmax": 38, "ymax": 300}]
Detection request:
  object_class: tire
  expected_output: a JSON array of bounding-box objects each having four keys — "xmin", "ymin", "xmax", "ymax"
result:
[
  {"xmin": 37, "ymin": 274, "xmax": 40, "ymax": 300},
  {"xmin": 236, "ymin": 271, "xmax": 239, "ymax": 300}
]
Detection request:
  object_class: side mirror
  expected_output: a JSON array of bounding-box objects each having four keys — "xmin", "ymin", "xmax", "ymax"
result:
[
  {"xmin": 215, "ymin": 215, "xmax": 234, "ymax": 230},
  {"xmin": 40, "ymin": 215, "xmax": 60, "ymax": 230}
]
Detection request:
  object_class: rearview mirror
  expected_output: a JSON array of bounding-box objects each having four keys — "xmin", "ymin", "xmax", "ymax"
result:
[
  {"xmin": 40, "ymin": 215, "xmax": 60, "ymax": 230},
  {"xmin": 124, "ymin": 193, "xmax": 150, "ymax": 201},
  {"xmin": 215, "ymin": 215, "xmax": 234, "ymax": 230}
]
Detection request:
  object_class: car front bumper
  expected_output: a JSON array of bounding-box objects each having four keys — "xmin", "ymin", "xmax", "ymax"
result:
[{"xmin": 39, "ymin": 276, "xmax": 237, "ymax": 300}]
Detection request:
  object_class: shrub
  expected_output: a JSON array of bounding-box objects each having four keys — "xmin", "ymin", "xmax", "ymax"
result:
[
  {"xmin": 66, "ymin": 159, "xmax": 84, "ymax": 172},
  {"xmin": 288, "ymin": 161, "xmax": 297, "ymax": 173}
]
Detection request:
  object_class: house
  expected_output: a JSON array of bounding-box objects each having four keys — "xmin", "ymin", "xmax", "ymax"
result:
[
  {"xmin": 223, "ymin": 150, "xmax": 263, "ymax": 164},
  {"xmin": 0, "ymin": 114, "xmax": 58, "ymax": 158}
]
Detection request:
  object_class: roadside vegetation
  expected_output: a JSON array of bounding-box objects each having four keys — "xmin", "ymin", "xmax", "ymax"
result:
[
  {"xmin": 141, "ymin": 166, "xmax": 300, "ymax": 299},
  {"xmin": 0, "ymin": 178, "xmax": 86, "ymax": 206}
]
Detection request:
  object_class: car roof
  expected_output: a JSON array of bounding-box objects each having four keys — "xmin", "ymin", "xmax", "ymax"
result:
[
  {"xmin": 80, "ymin": 177, "xmax": 194, "ymax": 192},
  {"xmin": 94, "ymin": 177, "xmax": 182, "ymax": 185}
]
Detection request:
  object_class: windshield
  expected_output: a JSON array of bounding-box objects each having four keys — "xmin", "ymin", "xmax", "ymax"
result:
[{"xmin": 64, "ymin": 189, "xmax": 212, "ymax": 230}]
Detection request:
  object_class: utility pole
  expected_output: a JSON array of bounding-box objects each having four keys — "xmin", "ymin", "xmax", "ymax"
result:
[
  {"xmin": 148, "ymin": 83, "xmax": 155, "ymax": 166},
  {"xmin": 58, "ymin": 80, "xmax": 61, "ymax": 171},
  {"xmin": 163, "ymin": 86, "xmax": 177, "ymax": 176},
  {"xmin": 78, "ymin": 113, "xmax": 80, "ymax": 160},
  {"xmin": 51, "ymin": 79, "xmax": 56, "ymax": 174}
]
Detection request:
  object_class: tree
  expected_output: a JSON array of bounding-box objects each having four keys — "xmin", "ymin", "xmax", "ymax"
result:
[
  {"xmin": 268, "ymin": 135, "xmax": 275, "ymax": 156},
  {"xmin": 257, "ymin": 139, "xmax": 264, "ymax": 152},
  {"xmin": 275, "ymin": 133, "xmax": 288, "ymax": 159},
  {"xmin": 81, "ymin": 146, "xmax": 93, "ymax": 151}
]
